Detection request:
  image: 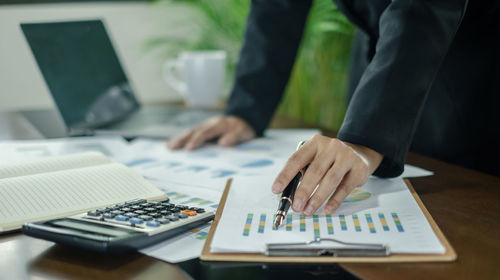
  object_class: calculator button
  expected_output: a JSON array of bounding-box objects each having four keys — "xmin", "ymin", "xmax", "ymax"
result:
[
  {"xmin": 130, "ymin": 205, "xmax": 142, "ymax": 210},
  {"xmin": 160, "ymin": 210, "xmax": 171, "ymax": 215},
  {"xmin": 179, "ymin": 213, "xmax": 188, "ymax": 219},
  {"xmin": 115, "ymin": 215, "xmax": 129, "ymax": 222},
  {"xmin": 124, "ymin": 212, "xmax": 138, "ymax": 218},
  {"xmin": 121, "ymin": 207, "xmax": 132, "ymax": 212},
  {"xmin": 134, "ymin": 210, "xmax": 146, "ymax": 215},
  {"xmin": 146, "ymin": 220, "xmax": 161, "ymax": 227},
  {"xmin": 195, "ymin": 208, "xmax": 206, "ymax": 213},
  {"xmin": 161, "ymin": 202, "xmax": 173, "ymax": 207},
  {"xmin": 181, "ymin": 210, "xmax": 197, "ymax": 216},
  {"xmin": 151, "ymin": 213, "xmax": 163, "ymax": 218},
  {"xmin": 103, "ymin": 213, "xmax": 115, "ymax": 219},
  {"xmin": 126, "ymin": 199, "xmax": 146, "ymax": 205},
  {"xmin": 144, "ymin": 207, "xmax": 156, "ymax": 212},
  {"xmin": 129, "ymin": 218, "xmax": 144, "ymax": 224},
  {"xmin": 156, "ymin": 218, "xmax": 170, "ymax": 224},
  {"xmin": 166, "ymin": 215, "xmax": 179, "ymax": 221},
  {"xmin": 138, "ymin": 215, "xmax": 153, "ymax": 221},
  {"xmin": 149, "ymin": 201, "xmax": 160, "ymax": 205},
  {"xmin": 87, "ymin": 210, "xmax": 100, "ymax": 217}
]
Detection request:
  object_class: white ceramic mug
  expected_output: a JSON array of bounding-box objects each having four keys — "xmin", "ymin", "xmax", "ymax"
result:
[{"xmin": 163, "ymin": 50, "xmax": 226, "ymax": 108}]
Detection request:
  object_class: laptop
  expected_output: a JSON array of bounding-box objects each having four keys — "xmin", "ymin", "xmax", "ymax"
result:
[{"xmin": 20, "ymin": 19, "xmax": 219, "ymax": 138}]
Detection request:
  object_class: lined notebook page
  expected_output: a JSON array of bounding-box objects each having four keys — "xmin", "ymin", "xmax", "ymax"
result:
[
  {"xmin": 0, "ymin": 163, "xmax": 165, "ymax": 231},
  {"xmin": 0, "ymin": 152, "xmax": 110, "ymax": 180}
]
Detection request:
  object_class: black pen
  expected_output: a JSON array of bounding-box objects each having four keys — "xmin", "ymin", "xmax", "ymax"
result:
[{"xmin": 273, "ymin": 141, "xmax": 307, "ymax": 229}]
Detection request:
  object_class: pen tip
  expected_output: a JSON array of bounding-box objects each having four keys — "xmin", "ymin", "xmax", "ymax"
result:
[{"xmin": 273, "ymin": 215, "xmax": 284, "ymax": 229}]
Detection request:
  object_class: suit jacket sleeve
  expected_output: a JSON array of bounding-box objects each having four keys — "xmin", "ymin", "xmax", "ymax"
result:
[
  {"xmin": 224, "ymin": 0, "xmax": 312, "ymax": 136},
  {"xmin": 337, "ymin": 0, "xmax": 468, "ymax": 177}
]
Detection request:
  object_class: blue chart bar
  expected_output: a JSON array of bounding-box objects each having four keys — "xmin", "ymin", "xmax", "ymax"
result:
[
  {"xmin": 339, "ymin": 215, "xmax": 347, "ymax": 231},
  {"xmin": 392, "ymin": 212, "xmax": 404, "ymax": 232},
  {"xmin": 258, "ymin": 214, "xmax": 266, "ymax": 233}
]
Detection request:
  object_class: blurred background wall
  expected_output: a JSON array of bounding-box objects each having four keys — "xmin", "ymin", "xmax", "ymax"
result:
[{"xmin": 0, "ymin": 0, "xmax": 354, "ymax": 131}]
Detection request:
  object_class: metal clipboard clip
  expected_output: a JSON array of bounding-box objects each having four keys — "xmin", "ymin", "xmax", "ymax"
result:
[{"xmin": 265, "ymin": 237, "xmax": 390, "ymax": 257}]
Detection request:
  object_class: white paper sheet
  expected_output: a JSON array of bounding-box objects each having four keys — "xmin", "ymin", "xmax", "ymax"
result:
[
  {"xmin": 211, "ymin": 175, "xmax": 445, "ymax": 254},
  {"xmin": 0, "ymin": 136, "xmax": 130, "ymax": 162},
  {"xmin": 125, "ymin": 129, "xmax": 321, "ymax": 192},
  {"xmin": 139, "ymin": 179, "xmax": 222, "ymax": 263}
]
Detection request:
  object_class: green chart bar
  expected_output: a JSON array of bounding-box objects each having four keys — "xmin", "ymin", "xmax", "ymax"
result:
[
  {"xmin": 300, "ymin": 215, "xmax": 306, "ymax": 232},
  {"xmin": 243, "ymin": 213, "xmax": 253, "ymax": 236},
  {"xmin": 313, "ymin": 215, "xmax": 320, "ymax": 239},
  {"xmin": 392, "ymin": 212, "xmax": 404, "ymax": 232},
  {"xmin": 365, "ymin": 214, "xmax": 376, "ymax": 233},
  {"xmin": 352, "ymin": 214, "xmax": 361, "ymax": 232},
  {"xmin": 339, "ymin": 215, "xmax": 347, "ymax": 230},
  {"xmin": 326, "ymin": 215, "xmax": 334, "ymax": 235},
  {"xmin": 378, "ymin": 213, "xmax": 390, "ymax": 231},
  {"xmin": 286, "ymin": 214, "xmax": 292, "ymax": 231},
  {"xmin": 258, "ymin": 214, "xmax": 266, "ymax": 233}
]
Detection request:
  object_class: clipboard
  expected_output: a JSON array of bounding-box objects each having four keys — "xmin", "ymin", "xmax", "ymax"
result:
[{"xmin": 201, "ymin": 179, "xmax": 457, "ymax": 263}]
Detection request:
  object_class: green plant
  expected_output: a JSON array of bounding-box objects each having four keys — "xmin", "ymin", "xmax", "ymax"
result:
[{"xmin": 147, "ymin": 0, "xmax": 354, "ymax": 131}]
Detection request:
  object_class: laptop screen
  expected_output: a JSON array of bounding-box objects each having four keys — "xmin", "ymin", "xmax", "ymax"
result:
[{"xmin": 21, "ymin": 20, "xmax": 139, "ymax": 130}]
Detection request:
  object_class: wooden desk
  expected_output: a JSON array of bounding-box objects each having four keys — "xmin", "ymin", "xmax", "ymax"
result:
[{"xmin": 1, "ymin": 113, "xmax": 499, "ymax": 280}]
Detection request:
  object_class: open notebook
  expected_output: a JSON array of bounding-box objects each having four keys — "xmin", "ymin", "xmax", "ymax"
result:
[{"xmin": 0, "ymin": 152, "xmax": 166, "ymax": 232}]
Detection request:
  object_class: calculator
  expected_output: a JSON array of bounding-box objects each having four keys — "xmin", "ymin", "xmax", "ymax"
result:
[{"xmin": 21, "ymin": 198, "xmax": 215, "ymax": 253}]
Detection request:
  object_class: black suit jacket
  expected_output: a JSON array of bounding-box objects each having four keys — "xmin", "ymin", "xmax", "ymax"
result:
[{"xmin": 225, "ymin": 0, "xmax": 500, "ymax": 177}]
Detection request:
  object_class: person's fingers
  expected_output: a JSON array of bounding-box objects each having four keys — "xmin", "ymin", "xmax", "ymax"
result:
[
  {"xmin": 167, "ymin": 129, "xmax": 195, "ymax": 150},
  {"xmin": 322, "ymin": 158, "xmax": 369, "ymax": 214},
  {"xmin": 292, "ymin": 149, "xmax": 336, "ymax": 213},
  {"xmin": 322, "ymin": 172, "xmax": 356, "ymax": 214},
  {"xmin": 271, "ymin": 136, "xmax": 318, "ymax": 195},
  {"xmin": 184, "ymin": 123, "xmax": 226, "ymax": 150},
  {"xmin": 218, "ymin": 123, "xmax": 256, "ymax": 146},
  {"xmin": 301, "ymin": 153, "xmax": 353, "ymax": 216}
]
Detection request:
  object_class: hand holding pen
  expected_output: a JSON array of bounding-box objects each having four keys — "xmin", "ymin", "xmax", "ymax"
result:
[{"xmin": 272, "ymin": 135, "xmax": 383, "ymax": 221}]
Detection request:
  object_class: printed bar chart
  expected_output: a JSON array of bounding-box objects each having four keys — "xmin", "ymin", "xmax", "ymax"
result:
[
  {"xmin": 258, "ymin": 214, "xmax": 266, "ymax": 233},
  {"xmin": 241, "ymin": 212, "xmax": 407, "ymax": 237},
  {"xmin": 352, "ymin": 214, "xmax": 361, "ymax": 232},
  {"xmin": 326, "ymin": 215, "xmax": 334, "ymax": 235},
  {"xmin": 379, "ymin": 213, "xmax": 390, "ymax": 231},
  {"xmin": 243, "ymin": 213, "xmax": 253, "ymax": 236},
  {"xmin": 313, "ymin": 215, "xmax": 320, "ymax": 239},
  {"xmin": 286, "ymin": 214, "xmax": 292, "ymax": 231},
  {"xmin": 392, "ymin": 212, "xmax": 404, "ymax": 232},
  {"xmin": 365, "ymin": 213, "xmax": 376, "ymax": 233},
  {"xmin": 300, "ymin": 215, "xmax": 306, "ymax": 232},
  {"xmin": 339, "ymin": 215, "xmax": 347, "ymax": 231}
]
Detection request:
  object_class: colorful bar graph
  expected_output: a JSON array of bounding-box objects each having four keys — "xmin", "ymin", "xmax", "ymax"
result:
[
  {"xmin": 313, "ymin": 215, "xmax": 320, "ymax": 239},
  {"xmin": 258, "ymin": 214, "xmax": 266, "ymax": 233},
  {"xmin": 286, "ymin": 214, "xmax": 292, "ymax": 231},
  {"xmin": 365, "ymin": 214, "xmax": 376, "ymax": 233},
  {"xmin": 190, "ymin": 229, "xmax": 208, "ymax": 240},
  {"xmin": 272, "ymin": 214, "xmax": 278, "ymax": 230},
  {"xmin": 300, "ymin": 214, "xmax": 306, "ymax": 232},
  {"xmin": 378, "ymin": 213, "xmax": 390, "ymax": 231},
  {"xmin": 352, "ymin": 214, "xmax": 361, "ymax": 232},
  {"xmin": 199, "ymin": 200, "xmax": 213, "ymax": 206},
  {"xmin": 392, "ymin": 212, "xmax": 404, "ymax": 232},
  {"xmin": 326, "ymin": 215, "xmax": 334, "ymax": 235},
  {"xmin": 339, "ymin": 215, "xmax": 347, "ymax": 231},
  {"xmin": 182, "ymin": 197, "xmax": 206, "ymax": 204},
  {"xmin": 243, "ymin": 213, "xmax": 253, "ymax": 236}
]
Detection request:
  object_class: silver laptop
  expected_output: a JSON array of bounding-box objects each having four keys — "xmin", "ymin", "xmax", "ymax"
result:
[{"xmin": 20, "ymin": 19, "xmax": 218, "ymax": 138}]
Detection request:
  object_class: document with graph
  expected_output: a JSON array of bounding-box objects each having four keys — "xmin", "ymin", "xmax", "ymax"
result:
[{"xmin": 211, "ymin": 175, "xmax": 445, "ymax": 254}]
